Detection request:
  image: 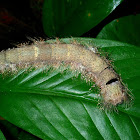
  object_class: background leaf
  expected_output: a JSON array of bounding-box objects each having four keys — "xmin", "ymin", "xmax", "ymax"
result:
[
  {"xmin": 42, "ymin": 0, "xmax": 123, "ymax": 37},
  {"xmin": 0, "ymin": 38, "xmax": 140, "ymax": 139},
  {"xmin": 96, "ymin": 14, "xmax": 140, "ymax": 46}
]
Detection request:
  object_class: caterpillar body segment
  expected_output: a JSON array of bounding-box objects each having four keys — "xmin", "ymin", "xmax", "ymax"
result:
[{"xmin": 0, "ymin": 41, "xmax": 128, "ymax": 106}]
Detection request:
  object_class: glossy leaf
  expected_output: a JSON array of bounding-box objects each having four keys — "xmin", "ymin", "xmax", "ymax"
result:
[
  {"xmin": 97, "ymin": 14, "xmax": 140, "ymax": 46},
  {"xmin": 0, "ymin": 38, "xmax": 140, "ymax": 139},
  {"xmin": 42, "ymin": 0, "xmax": 123, "ymax": 37}
]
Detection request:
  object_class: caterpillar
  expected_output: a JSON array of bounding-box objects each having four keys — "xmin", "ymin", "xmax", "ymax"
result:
[{"xmin": 0, "ymin": 40, "xmax": 129, "ymax": 106}]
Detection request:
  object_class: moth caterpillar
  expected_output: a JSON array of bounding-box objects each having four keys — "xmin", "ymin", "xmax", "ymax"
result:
[{"xmin": 0, "ymin": 41, "xmax": 129, "ymax": 106}]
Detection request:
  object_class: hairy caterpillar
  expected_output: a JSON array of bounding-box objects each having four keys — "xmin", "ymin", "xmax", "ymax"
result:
[{"xmin": 0, "ymin": 40, "xmax": 129, "ymax": 106}]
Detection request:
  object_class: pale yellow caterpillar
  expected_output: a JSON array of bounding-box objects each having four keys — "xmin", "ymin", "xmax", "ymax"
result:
[{"xmin": 0, "ymin": 41, "xmax": 128, "ymax": 106}]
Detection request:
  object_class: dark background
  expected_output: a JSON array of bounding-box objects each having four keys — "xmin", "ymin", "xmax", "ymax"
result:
[{"xmin": 0, "ymin": 0, "xmax": 140, "ymax": 51}]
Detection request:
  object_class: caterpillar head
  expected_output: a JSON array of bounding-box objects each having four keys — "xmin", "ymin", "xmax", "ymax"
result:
[{"xmin": 101, "ymin": 81, "xmax": 128, "ymax": 106}]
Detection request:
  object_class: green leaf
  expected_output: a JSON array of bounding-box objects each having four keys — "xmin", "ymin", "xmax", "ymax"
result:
[
  {"xmin": 0, "ymin": 38, "xmax": 140, "ymax": 139},
  {"xmin": 0, "ymin": 129, "xmax": 6, "ymax": 140},
  {"xmin": 42, "ymin": 0, "xmax": 123, "ymax": 37},
  {"xmin": 97, "ymin": 14, "xmax": 140, "ymax": 46}
]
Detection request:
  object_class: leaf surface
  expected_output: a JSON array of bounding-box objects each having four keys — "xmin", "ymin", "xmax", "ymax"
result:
[
  {"xmin": 42, "ymin": 0, "xmax": 122, "ymax": 37},
  {"xmin": 97, "ymin": 14, "xmax": 140, "ymax": 46}
]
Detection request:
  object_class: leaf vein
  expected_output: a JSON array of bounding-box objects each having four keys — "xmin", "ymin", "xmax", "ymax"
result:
[
  {"xmin": 27, "ymin": 96, "xmax": 68, "ymax": 140},
  {"xmin": 129, "ymin": 115, "xmax": 140, "ymax": 137},
  {"xmin": 81, "ymin": 102, "xmax": 105, "ymax": 140},
  {"xmin": 21, "ymin": 103, "xmax": 53, "ymax": 140},
  {"xmin": 49, "ymin": 96, "xmax": 86, "ymax": 140},
  {"xmin": 105, "ymin": 113, "xmax": 121, "ymax": 140}
]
